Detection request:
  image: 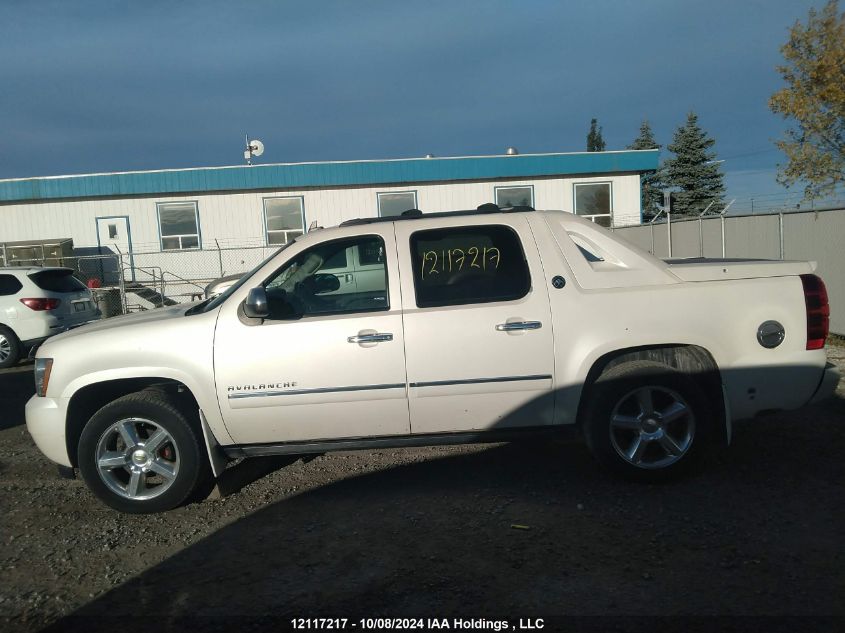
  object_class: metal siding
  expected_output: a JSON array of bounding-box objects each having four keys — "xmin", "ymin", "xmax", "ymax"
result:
[
  {"xmin": 725, "ymin": 215, "xmax": 781, "ymax": 260},
  {"xmin": 783, "ymin": 211, "xmax": 845, "ymax": 334},
  {"xmin": 0, "ymin": 151, "xmax": 658, "ymax": 202}
]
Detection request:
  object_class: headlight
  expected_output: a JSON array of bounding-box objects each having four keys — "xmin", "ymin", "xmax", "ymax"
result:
[{"xmin": 34, "ymin": 358, "xmax": 53, "ymax": 397}]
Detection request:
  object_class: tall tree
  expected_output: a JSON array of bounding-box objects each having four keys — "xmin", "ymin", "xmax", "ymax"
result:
[
  {"xmin": 628, "ymin": 120, "xmax": 659, "ymax": 151},
  {"xmin": 586, "ymin": 118, "xmax": 606, "ymax": 152},
  {"xmin": 627, "ymin": 120, "xmax": 664, "ymax": 218},
  {"xmin": 663, "ymin": 112, "xmax": 725, "ymax": 215},
  {"xmin": 769, "ymin": 0, "xmax": 845, "ymax": 200}
]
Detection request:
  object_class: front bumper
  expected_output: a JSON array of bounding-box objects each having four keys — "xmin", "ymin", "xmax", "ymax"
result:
[
  {"xmin": 25, "ymin": 395, "xmax": 72, "ymax": 467},
  {"xmin": 808, "ymin": 362, "xmax": 841, "ymax": 405}
]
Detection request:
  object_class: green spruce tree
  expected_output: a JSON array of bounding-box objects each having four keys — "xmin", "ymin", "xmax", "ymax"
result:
[
  {"xmin": 628, "ymin": 119, "xmax": 660, "ymax": 151},
  {"xmin": 627, "ymin": 120, "xmax": 664, "ymax": 218},
  {"xmin": 586, "ymin": 118, "xmax": 606, "ymax": 151},
  {"xmin": 663, "ymin": 112, "xmax": 725, "ymax": 215}
]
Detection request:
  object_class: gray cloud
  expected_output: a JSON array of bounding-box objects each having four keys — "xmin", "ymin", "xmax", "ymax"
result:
[{"xmin": 0, "ymin": 0, "xmax": 819, "ymax": 202}]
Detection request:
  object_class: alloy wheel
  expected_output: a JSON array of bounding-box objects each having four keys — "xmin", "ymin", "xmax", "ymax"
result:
[
  {"xmin": 609, "ymin": 385, "xmax": 695, "ymax": 469},
  {"xmin": 0, "ymin": 334, "xmax": 10, "ymax": 362},
  {"xmin": 94, "ymin": 417, "xmax": 180, "ymax": 500}
]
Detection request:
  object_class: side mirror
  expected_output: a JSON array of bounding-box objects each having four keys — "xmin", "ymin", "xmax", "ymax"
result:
[{"xmin": 243, "ymin": 287, "xmax": 269, "ymax": 318}]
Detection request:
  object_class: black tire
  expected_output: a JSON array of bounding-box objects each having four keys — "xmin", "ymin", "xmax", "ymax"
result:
[
  {"xmin": 582, "ymin": 361, "xmax": 715, "ymax": 481},
  {"xmin": 78, "ymin": 390, "xmax": 210, "ymax": 513},
  {"xmin": 0, "ymin": 325, "xmax": 22, "ymax": 369}
]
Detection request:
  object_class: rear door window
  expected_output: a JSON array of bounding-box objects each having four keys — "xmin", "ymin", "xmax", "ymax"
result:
[
  {"xmin": 28, "ymin": 270, "xmax": 86, "ymax": 293},
  {"xmin": 409, "ymin": 224, "xmax": 531, "ymax": 308}
]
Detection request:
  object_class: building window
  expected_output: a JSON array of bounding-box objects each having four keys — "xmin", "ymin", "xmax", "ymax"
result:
[
  {"xmin": 157, "ymin": 202, "xmax": 200, "ymax": 250},
  {"xmin": 264, "ymin": 197, "xmax": 305, "ymax": 246},
  {"xmin": 495, "ymin": 185, "xmax": 534, "ymax": 209},
  {"xmin": 574, "ymin": 182, "xmax": 613, "ymax": 227},
  {"xmin": 378, "ymin": 191, "xmax": 417, "ymax": 217},
  {"xmin": 409, "ymin": 224, "xmax": 531, "ymax": 308}
]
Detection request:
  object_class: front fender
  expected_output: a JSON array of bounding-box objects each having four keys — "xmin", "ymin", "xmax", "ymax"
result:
[{"xmin": 61, "ymin": 367, "xmax": 234, "ymax": 446}]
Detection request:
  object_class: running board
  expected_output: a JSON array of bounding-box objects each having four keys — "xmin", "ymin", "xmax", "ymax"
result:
[{"xmin": 223, "ymin": 426, "xmax": 577, "ymax": 459}]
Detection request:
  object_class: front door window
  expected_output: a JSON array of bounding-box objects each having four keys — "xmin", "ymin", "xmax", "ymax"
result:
[{"xmin": 263, "ymin": 235, "xmax": 388, "ymax": 319}]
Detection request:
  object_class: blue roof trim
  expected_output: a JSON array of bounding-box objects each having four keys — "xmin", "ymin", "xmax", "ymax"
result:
[{"xmin": 0, "ymin": 151, "xmax": 658, "ymax": 203}]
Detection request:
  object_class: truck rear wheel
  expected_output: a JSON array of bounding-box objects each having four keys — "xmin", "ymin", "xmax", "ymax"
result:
[
  {"xmin": 582, "ymin": 361, "xmax": 713, "ymax": 481},
  {"xmin": 78, "ymin": 390, "xmax": 209, "ymax": 513}
]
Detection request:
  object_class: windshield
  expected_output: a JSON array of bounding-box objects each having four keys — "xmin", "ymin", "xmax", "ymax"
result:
[{"xmin": 185, "ymin": 242, "xmax": 292, "ymax": 315}]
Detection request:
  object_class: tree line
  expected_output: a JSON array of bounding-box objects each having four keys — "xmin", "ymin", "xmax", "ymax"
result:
[
  {"xmin": 585, "ymin": 114, "xmax": 725, "ymax": 218},
  {"xmin": 584, "ymin": 0, "xmax": 844, "ymax": 219}
]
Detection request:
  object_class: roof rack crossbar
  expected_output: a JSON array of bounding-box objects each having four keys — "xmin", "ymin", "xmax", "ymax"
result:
[{"xmin": 339, "ymin": 204, "xmax": 534, "ymax": 227}]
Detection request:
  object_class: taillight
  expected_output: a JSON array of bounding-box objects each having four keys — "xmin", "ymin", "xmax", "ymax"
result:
[
  {"xmin": 19, "ymin": 298, "xmax": 61, "ymax": 311},
  {"xmin": 800, "ymin": 274, "xmax": 829, "ymax": 350}
]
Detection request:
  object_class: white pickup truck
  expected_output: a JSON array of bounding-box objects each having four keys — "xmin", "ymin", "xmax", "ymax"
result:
[{"xmin": 26, "ymin": 207, "xmax": 838, "ymax": 513}]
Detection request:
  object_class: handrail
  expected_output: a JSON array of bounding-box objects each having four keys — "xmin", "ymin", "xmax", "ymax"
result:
[
  {"xmin": 123, "ymin": 265, "xmax": 167, "ymax": 308},
  {"xmin": 161, "ymin": 270, "xmax": 206, "ymax": 292},
  {"xmin": 127, "ymin": 265, "xmax": 164, "ymax": 279},
  {"xmin": 123, "ymin": 265, "xmax": 211, "ymax": 307}
]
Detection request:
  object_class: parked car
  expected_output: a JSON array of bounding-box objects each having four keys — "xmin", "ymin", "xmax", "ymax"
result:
[
  {"xmin": 0, "ymin": 267, "xmax": 101, "ymax": 368},
  {"xmin": 26, "ymin": 207, "xmax": 838, "ymax": 513},
  {"xmin": 204, "ymin": 273, "xmax": 241, "ymax": 300}
]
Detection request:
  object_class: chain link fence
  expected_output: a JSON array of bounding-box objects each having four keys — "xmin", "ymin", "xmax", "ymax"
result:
[
  {"xmin": 125, "ymin": 245, "xmax": 276, "ymax": 309},
  {"xmin": 5, "ymin": 244, "xmax": 279, "ymax": 316}
]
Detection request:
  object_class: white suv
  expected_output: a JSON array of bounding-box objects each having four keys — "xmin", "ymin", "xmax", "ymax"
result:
[{"xmin": 0, "ymin": 267, "xmax": 101, "ymax": 367}]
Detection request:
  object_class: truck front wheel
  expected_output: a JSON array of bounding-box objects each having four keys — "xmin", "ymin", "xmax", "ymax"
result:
[
  {"xmin": 582, "ymin": 361, "xmax": 713, "ymax": 481},
  {"xmin": 78, "ymin": 390, "xmax": 209, "ymax": 513}
]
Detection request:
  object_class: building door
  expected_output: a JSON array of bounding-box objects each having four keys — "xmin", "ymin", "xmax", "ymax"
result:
[{"xmin": 95, "ymin": 217, "xmax": 132, "ymax": 284}]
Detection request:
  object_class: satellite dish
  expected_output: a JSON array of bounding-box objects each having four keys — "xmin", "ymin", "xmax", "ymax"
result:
[{"xmin": 243, "ymin": 134, "xmax": 265, "ymax": 164}]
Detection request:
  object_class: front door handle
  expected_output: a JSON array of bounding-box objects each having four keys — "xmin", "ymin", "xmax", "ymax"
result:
[
  {"xmin": 495, "ymin": 321, "xmax": 542, "ymax": 332},
  {"xmin": 348, "ymin": 332, "xmax": 393, "ymax": 343}
]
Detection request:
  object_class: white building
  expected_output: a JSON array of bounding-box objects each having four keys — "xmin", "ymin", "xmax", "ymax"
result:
[{"xmin": 0, "ymin": 149, "xmax": 658, "ymax": 302}]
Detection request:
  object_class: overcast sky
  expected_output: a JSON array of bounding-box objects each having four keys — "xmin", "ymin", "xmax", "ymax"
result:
[{"xmin": 0, "ymin": 0, "xmax": 823, "ymax": 204}]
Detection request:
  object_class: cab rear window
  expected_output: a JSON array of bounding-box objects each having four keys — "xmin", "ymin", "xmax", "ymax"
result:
[
  {"xmin": 410, "ymin": 224, "xmax": 531, "ymax": 308},
  {"xmin": 28, "ymin": 270, "xmax": 86, "ymax": 293}
]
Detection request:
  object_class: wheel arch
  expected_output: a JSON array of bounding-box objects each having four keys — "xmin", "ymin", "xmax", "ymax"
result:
[
  {"xmin": 65, "ymin": 378, "xmax": 208, "ymax": 467},
  {"xmin": 577, "ymin": 344, "xmax": 728, "ymax": 445}
]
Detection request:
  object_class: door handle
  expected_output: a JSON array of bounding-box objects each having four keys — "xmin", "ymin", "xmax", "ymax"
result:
[
  {"xmin": 348, "ymin": 333, "xmax": 393, "ymax": 343},
  {"xmin": 495, "ymin": 321, "xmax": 542, "ymax": 332}
]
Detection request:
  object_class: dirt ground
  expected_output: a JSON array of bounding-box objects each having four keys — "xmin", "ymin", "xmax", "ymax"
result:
[{"xmin": 1, "ymin": 346, "xmax": 844, "ymax": 632}]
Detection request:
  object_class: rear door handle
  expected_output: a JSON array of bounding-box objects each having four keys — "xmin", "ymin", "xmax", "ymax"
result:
[
  {"xmin": 348, "ymin": 333, "xmax": 393, "ymax": 343},
  {"xmin": 495, "ymin": 321, "xmax": 542, "ymax": 332}
]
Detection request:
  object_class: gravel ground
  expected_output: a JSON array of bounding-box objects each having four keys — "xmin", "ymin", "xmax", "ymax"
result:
[{"xmin": 1, "ymin": 347, "xmax": 844, "ymax": 631}]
